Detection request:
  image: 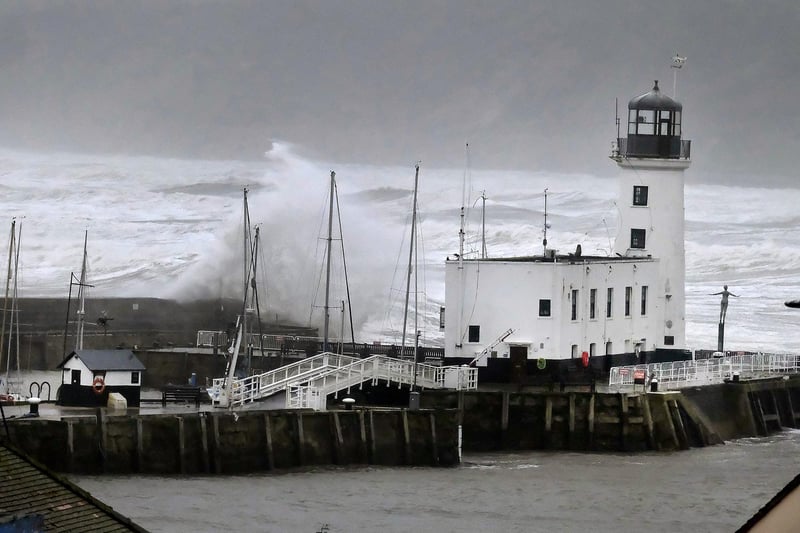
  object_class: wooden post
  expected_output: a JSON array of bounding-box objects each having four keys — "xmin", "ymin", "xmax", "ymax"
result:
[
  {"xmin": 212, "ymin": 414, "xmax": 222, "ymax": 474},
  {"xmin": 429, "ymin": 413, "xmax": 439, "ymax": 466},
  {"xmin": 619, "ymin": 393, "xmax": 629, "ymax": 451},
  {"xmin": 402, "ymin": 410, "xmax": 412, "ymax": 465},
  {"xmin": 750, "ymin": 392, "xmax": 768, "ymax": 436},
  {"xmin": 199, "ymin": 413, "xmax": 210, "ymax": 474},
  {"xmin": 66, "ymin": 419, "xmax": 75, "ymax": 473},
  {"xmin": 457, "ymin": 390, "xmax": 465, "ymax": 425},
  {"xmin": 331, "ymin": 412, "xmax": 344, "ymax": 465},
  {"xmin": 544, "ymin": 395, "xmax": 553, "ymax": 448},
  {"xmin": 136, "ymin": 417, "xmax": 144, "ymax": 473},
  {"xmin": 501, "ymin": 392, "xmax": 509, "ymax": 447},
  {"xmin": 96, "ymin": 409, "xmax": 107, "ymax": 473},
  {"xmin": 641, "ymin": 395, "xmax": 655, "ymax": 450},
  {"xmin": 587, "ymin": 393, "xmax": 595, "ymax": 450},
  {"xmin": 369, "ymin": 410, "xmax": 377, "ymax": 463},
  {"xmin": 264, "ymin": 414, "xmax": 275, "ymax": 470},
  {"xmin": 177, "ymin": 416, "xmax": 186, "ymax": 475},
  {"xmin": 297, "ymin": 413, "xmax": 306, "ymax": 466},
  {"xmin": 358, "ymin": 409, "xmax": 369, "ymax": 463},
  {"xmin": 568, "ymin": 393, "xmax": 576, "ymax": 450},
  {"xmin": 669, "ymin": 400, "xmax": 689, "ymax": 449},
  {"xmin": 784, "ymin": 388, "xmax": 797, "ymax": 428},
  {"xmin": 662, "ymin": 398, "xmax": 680, "ymax": 450}
]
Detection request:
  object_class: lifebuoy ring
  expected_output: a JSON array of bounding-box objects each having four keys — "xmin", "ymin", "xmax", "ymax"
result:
[
  {"xmin": 537, "ymin": 357, "xmax": 547, "ymax": 370},
  {"xmin": 92, "ymin": 376, "xmax": 106, "ymax": 395}
]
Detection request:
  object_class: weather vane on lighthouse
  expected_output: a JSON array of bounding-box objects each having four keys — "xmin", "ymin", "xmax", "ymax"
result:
[{"xmin": 671, "ymin": 53, "xmax": 687, "ymax": 98}]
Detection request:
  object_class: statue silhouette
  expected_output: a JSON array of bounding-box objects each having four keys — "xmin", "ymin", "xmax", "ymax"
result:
[{"xmin": 711, "ymin": 285, "xmax": 738, "ymax": 324}]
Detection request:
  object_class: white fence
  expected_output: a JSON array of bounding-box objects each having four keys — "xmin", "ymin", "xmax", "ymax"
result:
[
  {"xmin": 609, "ymin": 353, "xmax": 800, "ymax": 391},
  {"xmin": 208, "ymin": 352, "xmax": 479, "ymax": 409}
]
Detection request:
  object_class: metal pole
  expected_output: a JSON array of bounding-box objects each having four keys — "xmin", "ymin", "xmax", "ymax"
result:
[
  {"xmin": 401, "ymin": 164, "xmax": 420, "ymax": 356},
  {"xmin": 323, "ymin": 171, "xmax": 335, "ymax": 353}
]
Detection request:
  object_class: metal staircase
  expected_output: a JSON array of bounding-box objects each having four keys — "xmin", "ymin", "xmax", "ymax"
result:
[{"xmin": 208, "ymin": 352, "xmax": 478, "ymax": 410}]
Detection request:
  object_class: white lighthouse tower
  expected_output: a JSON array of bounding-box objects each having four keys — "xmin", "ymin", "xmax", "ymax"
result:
[{"xmin": 610, "ymin": 80, "xmax": 691, "ymax": 352}]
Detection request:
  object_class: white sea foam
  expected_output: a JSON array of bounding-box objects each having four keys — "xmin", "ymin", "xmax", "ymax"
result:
[{"xmin": 1, "ymin": 144, "xmax": 798, "ymax": 353}]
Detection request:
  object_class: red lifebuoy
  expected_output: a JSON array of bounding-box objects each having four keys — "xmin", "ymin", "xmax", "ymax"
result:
[
  {"xmin": 92, "ymin": 376, "xmax": 106, "ymax": 395},
  {"xmin": 581, "ymin": 351, "xmax": 589, "ymax": 368}
]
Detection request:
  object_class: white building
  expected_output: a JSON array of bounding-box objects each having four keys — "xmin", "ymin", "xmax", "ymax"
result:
[
  {"xmin": 57, "ymin": 349, "xmax": 145, "ymax": 406},
  {"xmin": 443, "ymin": 80, "xmax": 692, "ymax": 383}
]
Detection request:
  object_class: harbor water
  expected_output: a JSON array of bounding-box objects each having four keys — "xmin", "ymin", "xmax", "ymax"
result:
[{"xmin": 72, "ymin": 429, "xmax": 800, "ymax": 533}]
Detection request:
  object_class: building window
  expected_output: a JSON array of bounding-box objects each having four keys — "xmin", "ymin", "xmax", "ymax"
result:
[
  {"xmin": 641, "ymin": 285, "xmax": 648, "ymax": 315},
  {"xmin": 625, "ymin": 286, "xmax": 632, "ymax": 317},
  {"xmin": 664, "ymin": 335, "xmax": 675, "ymax": 346},
  {"xmin": 606, "ymin": 288, "xmax": 613, "ymax": 318},
  {"xmin": 571, "ymin": 344, "xmax": 578, "ymax": 358},
  {"xmin": 633, "ymin": 185, "xmax": 649, "ymax": 206},
  {"xmin": 589, "ymin": 289, "xmax": 597, "ymax": 319},
  {"xmin": 539, "ymin": 299, "xmax": 551, "ymax": 317},
  {"xmin": 468, "ymin": 325, "xmax": 480, "ymax": 343},
  {"xmin": 131, "ymin": 371, "xmax": 140, "ymax": 385},
  {"xmin": 631, "ymin": 228, "xmax": 646, "ymax": 249},
  {"xmin": 439, "ymin": 306, "xmax": 445, "ymax": 329},
  {"xmin": 605, "ymin": 341, "xmax": 613, "ymax": 355},
  {"xmin": 571, "ymin": 289, "xmax": 579, "ymax": 320}
]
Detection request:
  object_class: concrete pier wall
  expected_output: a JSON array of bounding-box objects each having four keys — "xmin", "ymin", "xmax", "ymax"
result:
[
  {"xmin": 420, "ymin": 379, "xmax": 800, "ymax": 453},
  {"xmin": 6, "ymin": 408, "xmax": 459, "ymax": 475}
]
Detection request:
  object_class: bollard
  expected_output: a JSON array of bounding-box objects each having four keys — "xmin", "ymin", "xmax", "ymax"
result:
[
  {"xmin": 27, "ymin": 397, "xmax": 41, "ymax": 417},
  {"xmin": 342, "ymin": 397, "xmax": 355, "ymax": 411},
  {"xmin": 408, "ymin": 391, "xmax": 421, "ymax": 410},
  {"xmin": 650, "ymin": 378, "xmax": 659, "ymax": 392}
]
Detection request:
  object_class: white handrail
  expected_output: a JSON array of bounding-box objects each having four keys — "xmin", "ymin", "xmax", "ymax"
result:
[{"xmin": 609, "ymin": 353, "xmax": 800, "ymax": 391}]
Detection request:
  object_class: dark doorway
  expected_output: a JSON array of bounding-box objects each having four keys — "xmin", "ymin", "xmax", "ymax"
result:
[
  {"xmin": 510, "ymin": 346, "xmax": 528, "ymax": 384},
  {"xmin": 70, "ymin": 369, "xmax": 80, "ymax": 385}
]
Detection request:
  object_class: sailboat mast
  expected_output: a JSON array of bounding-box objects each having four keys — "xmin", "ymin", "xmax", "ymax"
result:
[
  {"xmin": 401, "ymin": 164, "xmax": 420, "ymax": 354},
  {"xmin": 480, "ymin": 190, "xmax": 487, "ymax": 259},
  {"xmin": 76, "ymin": 231, "xmax": 88, "ymax": 351},
  {"xmin": 11, "ymin": 223, "xmax": 21, "ymax": 373},
  {"xmin": 0, "ymin": 220, "xmax": 14, "ymax": 374},
  {"xmin": 323, "ymin": 171, "xmax": 335, "ymax": 353}
]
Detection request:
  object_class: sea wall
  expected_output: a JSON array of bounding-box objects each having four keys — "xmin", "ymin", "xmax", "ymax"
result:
[
  {"xmin": 420, "ymin": 376, "xmax": 800, "ymax": 453},
  {"xmin": 5, "ymin": 408, "xmax": 459, "ymax": 474},
  {"xmin": 419, "ymin": 390, "xmax": 713, "ymax": 452}
]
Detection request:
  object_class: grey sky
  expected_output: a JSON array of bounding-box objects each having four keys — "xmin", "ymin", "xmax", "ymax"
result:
[{"xmin": 1, "ymin": 0, "xmax": 798, "ymax": 183}]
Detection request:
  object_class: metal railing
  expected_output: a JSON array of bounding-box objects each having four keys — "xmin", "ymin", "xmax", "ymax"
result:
[
  {"xmin": 286, "ymin": 357, "xmax": 478, "ymax": 410},
  {"xmin": 608, "ymin": 353, "xmax": 800, "ymax": 391},
  {"xmin": 209, "ymin": 352, "xmax": 478, "ymax": 409},
  {"xmin": 208, "ymin": 352, "xmax": 360, "ymax": 407}
]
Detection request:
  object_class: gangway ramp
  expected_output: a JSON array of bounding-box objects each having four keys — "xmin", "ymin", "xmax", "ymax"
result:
[
  {"xmin": 208, "ymin": 353, "xmax": 360, "ymax": 407},
  {"xmin": 209, "ymin": 352, "xmax": 478, "ymax": 410},
  {"xmin": 287, "ymin": 355, "xmax": 477, "ymax": 410}
]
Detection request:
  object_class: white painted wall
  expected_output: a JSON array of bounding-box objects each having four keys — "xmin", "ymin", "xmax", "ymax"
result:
[
  {"xmin": 444, "ymin": 257, "xmax": 664, "ymax": 361},
  {"xmin": 61, "ymin": 356, "xmax": 141, "ymax": 387},
  {"xmin": 613, "ymin": 158, "xmax": 690, "ymax": 349}
]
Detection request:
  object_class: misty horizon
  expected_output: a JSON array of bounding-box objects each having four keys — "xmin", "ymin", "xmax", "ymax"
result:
[{"xmin": 1, "ymin": 1, "xmax": 799, "ymax": 185}]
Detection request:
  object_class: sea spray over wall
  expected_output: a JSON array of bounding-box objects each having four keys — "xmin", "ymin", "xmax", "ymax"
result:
[{"xmin": 3, "ymin": 144, "xmax": 800, "ymax": 352}]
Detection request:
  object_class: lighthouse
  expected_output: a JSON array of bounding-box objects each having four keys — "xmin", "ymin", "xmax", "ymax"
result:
[{"xmin": 610, "ymin": 80, "xmax": 691, "ymax": 352}]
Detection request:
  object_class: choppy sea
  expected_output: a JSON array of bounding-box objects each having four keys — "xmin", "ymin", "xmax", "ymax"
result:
[
  {"xmin": 71, "ymin": 430, "xmax": 800, "ymax": 533},
  {"xmin": 4, "ymin": 143, "xmax": 800, "ymax": 531},
  {"xmin": 1, "ymin": 142, "xmax": 799, "ymax": 353}
]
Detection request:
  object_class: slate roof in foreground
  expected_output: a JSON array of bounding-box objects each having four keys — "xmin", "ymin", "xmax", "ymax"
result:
[{"xmin": 0, "ymin": 441, "xmax": 147, "ymax": 532}]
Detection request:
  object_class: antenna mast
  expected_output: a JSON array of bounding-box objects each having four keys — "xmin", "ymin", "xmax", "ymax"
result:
[
  {"xmin": 542, "ymin": 188, "xmax": 549, "ymax": 255},
  {"xmin": 480, "ymin": 191, "xmax": 487, "ymax": 259},
  {"xmin": 458, "ymin": 143, "xmax": 469, "ymax": 269}
]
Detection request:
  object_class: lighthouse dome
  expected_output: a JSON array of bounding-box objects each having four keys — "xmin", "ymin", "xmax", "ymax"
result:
[
  {"xmin": 620, "ymin": 80, "xmax": 689, "ymax": 159},
  {"xmin": 629, "ymin": 80, "xmax": 682, "ymax": 112}
]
